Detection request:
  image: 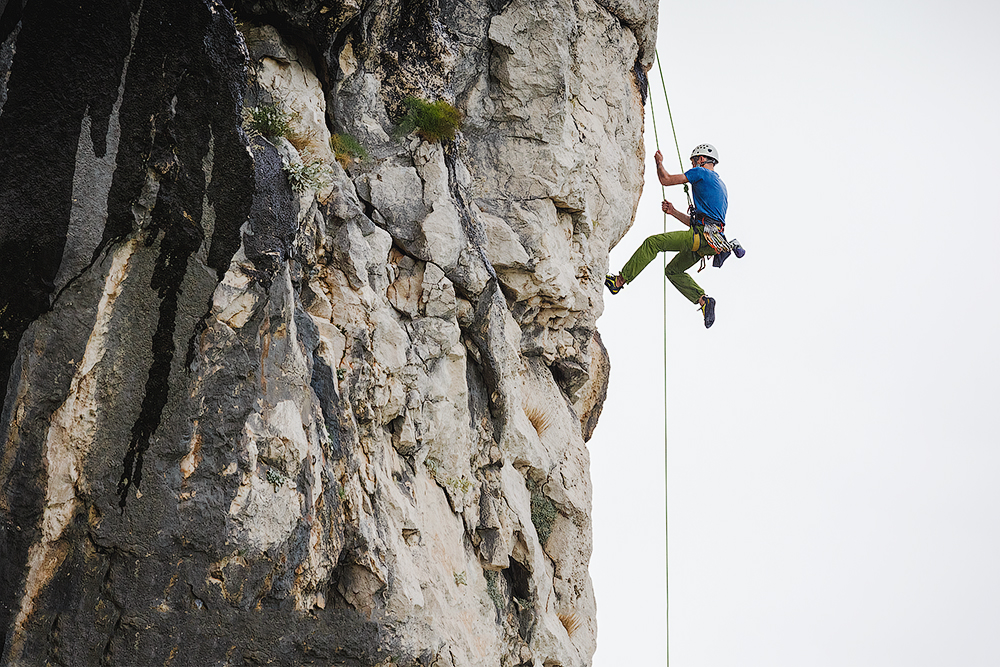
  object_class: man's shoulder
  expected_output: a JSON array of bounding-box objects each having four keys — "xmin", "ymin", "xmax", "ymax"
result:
[{"xmin": 685, "ymin": 166, "xmax": 718, "ymax": 182}]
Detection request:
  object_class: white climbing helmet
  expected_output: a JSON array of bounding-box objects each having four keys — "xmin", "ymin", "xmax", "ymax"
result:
[{"xmin": 690, "ymin": 143, "xmax": 719, "ymax": 163}]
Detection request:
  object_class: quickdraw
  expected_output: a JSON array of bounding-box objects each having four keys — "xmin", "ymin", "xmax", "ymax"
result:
[
  {"xmin": 690, "ymin": 212, "xmax": 745, "ymax": 272},
  {"xmin": 689, "ymin": 207, "xmax": 744, "ymax": 256},
  {"xmin": 700, "ymin": 222, "xmax": 733, "ymax": 253}
]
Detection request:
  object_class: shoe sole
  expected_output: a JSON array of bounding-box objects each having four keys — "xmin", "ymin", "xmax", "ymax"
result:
[{"xmin": 701, "ymin": 297, "xmax": 716, "ymax": 328}]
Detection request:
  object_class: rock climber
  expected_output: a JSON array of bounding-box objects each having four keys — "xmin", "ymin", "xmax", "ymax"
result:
[{"xmin": 604, "ymin": 143, "xmax": 736, "ymax": 328}]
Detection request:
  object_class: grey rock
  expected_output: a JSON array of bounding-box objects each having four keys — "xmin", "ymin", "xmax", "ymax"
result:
[{"xmin": 0, "ymin": 0, "xmax": 651, "ymax": 663}]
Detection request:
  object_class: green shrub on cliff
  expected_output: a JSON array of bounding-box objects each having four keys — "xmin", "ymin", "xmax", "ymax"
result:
[
  {"xmin": 395, "ymin": 97, "xmax": 462, "ymax": 143},
  {"xmin": 330, "ymin": 133, "xmax": 368, "ymax": 167},
  {"xmin": 242, "ymin": 102, "xmax": 294, "ymax": 139},
  {"xmin": 282, "ymin": 154, "xmax": 332, "ymax": 192}
]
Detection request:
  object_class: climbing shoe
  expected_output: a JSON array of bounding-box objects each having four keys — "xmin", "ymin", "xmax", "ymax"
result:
[
  {"xmin": 699, "ymin": 296, "xmax": 716, "ymax": 328},
  {"xmin": 604, "ymin": 274, "xmax": 625, "ymax": 294}
]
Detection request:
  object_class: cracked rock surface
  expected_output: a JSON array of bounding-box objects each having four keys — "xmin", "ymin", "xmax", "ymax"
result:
[{"xmin": 0, "ymin": 0, "xmax": 652, "ymax": 665}]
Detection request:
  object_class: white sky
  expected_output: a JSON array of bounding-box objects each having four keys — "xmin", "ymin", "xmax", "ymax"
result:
[{"xmin": 590, "ymin": 1, "xmax": 1000, "ymax": 665}]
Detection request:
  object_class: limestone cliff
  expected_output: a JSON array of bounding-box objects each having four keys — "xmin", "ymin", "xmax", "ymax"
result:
[{"xmin": 0, "ymin": 0, "xmax": 654, "ymax": 665}]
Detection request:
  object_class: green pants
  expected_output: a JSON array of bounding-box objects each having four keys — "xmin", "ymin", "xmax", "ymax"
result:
[{"xmin": 620, "ymin": 228, "xmax": 715, "ymax": 304}]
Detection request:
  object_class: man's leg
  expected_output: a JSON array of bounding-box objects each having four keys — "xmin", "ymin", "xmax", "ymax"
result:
[
  {"xmin": 664, "ymin": 251, "xmax": 717, "ymax": 327},
  {"xmin": 608, "ymin": 228, "xmax": 718, "ymax": 327},
  {"xmin": 619, "ymin": 230, "xmax": 696, "ymax": 283},
  {"xmin": 663, "ymin": 249, "xmax": 705, "ymax": 304}
]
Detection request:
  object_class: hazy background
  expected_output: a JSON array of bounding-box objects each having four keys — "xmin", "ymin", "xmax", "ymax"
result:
[{"xmin": 589, "ymin": 1, "xmax": 1000, "ymax": 665}]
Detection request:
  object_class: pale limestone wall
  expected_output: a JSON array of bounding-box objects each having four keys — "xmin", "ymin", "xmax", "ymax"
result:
[{"xmin": 0, "ymin": 0, "xmax": 653, "ymax": 664}]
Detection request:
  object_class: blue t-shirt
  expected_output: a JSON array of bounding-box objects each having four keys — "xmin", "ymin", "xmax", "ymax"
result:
[{"xmin": 685, "ymin": 167, "xmax": 728, "ymax": 223}]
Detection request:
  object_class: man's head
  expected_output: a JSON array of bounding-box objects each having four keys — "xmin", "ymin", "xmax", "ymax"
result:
[{"xmin": 690, "ymin": 143, "xmax": 719, "ymax": 168}]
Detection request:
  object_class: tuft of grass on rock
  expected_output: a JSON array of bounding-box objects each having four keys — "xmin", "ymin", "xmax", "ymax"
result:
[
  {"xmin": 283, "ymin": 153, "xmax": 332, "ymax": 192},
  {"xmin": 395, "ymin": 96, "xmax": 462, "ymax": 143},
  {"xmin": 242, "ymin": 102, "xmax": 294, "ymax": 140},
  {"xmin": 287, "ymin": 125, "xmax": 326, "ymax": 157},
  {"xmin": 330, "ymin": 133, "xmax": 368, "ymax": 168},
  {"xmin": 244, "ymin": 101, "xmax": 336, "ymax": 195},
  {"xmin": 524, "ymin": 404, "xmax": 552, "ymax": 437},
  {"xmin": 558, "ymin": 611, "xmax": 582, "ymax": 637}
]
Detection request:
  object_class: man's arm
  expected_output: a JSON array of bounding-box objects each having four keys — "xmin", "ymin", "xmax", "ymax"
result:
[
  {"xmin": 654, "ymin": 150, "xmax": 688, "ymax": 187},
  {"xmin": 662, "ymin": 199, "xmax": 690, "ymax": 226}
]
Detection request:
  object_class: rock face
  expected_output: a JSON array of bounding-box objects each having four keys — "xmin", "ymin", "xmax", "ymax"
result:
[{"xmin": 0, "ymin": 0, "xmax": 652, "ymax": 665}]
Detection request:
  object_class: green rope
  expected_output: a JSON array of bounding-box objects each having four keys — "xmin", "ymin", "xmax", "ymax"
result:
[
  {"xmin": 648, "ymin": 91, "xmax": 666, "ymax": 203},
  {"xmin": 649, "ymin": 47, "xmax": 684, "ymax": 667},
  {"xmin": 655, "ymin": 51, "xmax": 692, "ymax": 209}
]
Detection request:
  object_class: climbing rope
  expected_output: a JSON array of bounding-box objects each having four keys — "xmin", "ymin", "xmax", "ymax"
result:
[
  {"xmin": 646, "ymin": 48, "xmax": 686, "ymax": 667},
  {"xmin": 651, "ymin": 52, "xmax": 692, "ymax": 209}
]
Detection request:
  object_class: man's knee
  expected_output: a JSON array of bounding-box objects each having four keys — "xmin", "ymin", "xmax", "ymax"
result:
[{"xmin": 641, "ymin": 235, "xmax": 664, "ymax": 251}]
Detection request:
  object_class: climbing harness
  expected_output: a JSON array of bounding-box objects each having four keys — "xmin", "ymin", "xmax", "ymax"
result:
[
  {"xmin": 691, "ymin": 213, "xmax": 730, "ymax": 253},
  {"xmin": 689, "ymin": 210, "xmax": 745, "ymax": 271}
]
